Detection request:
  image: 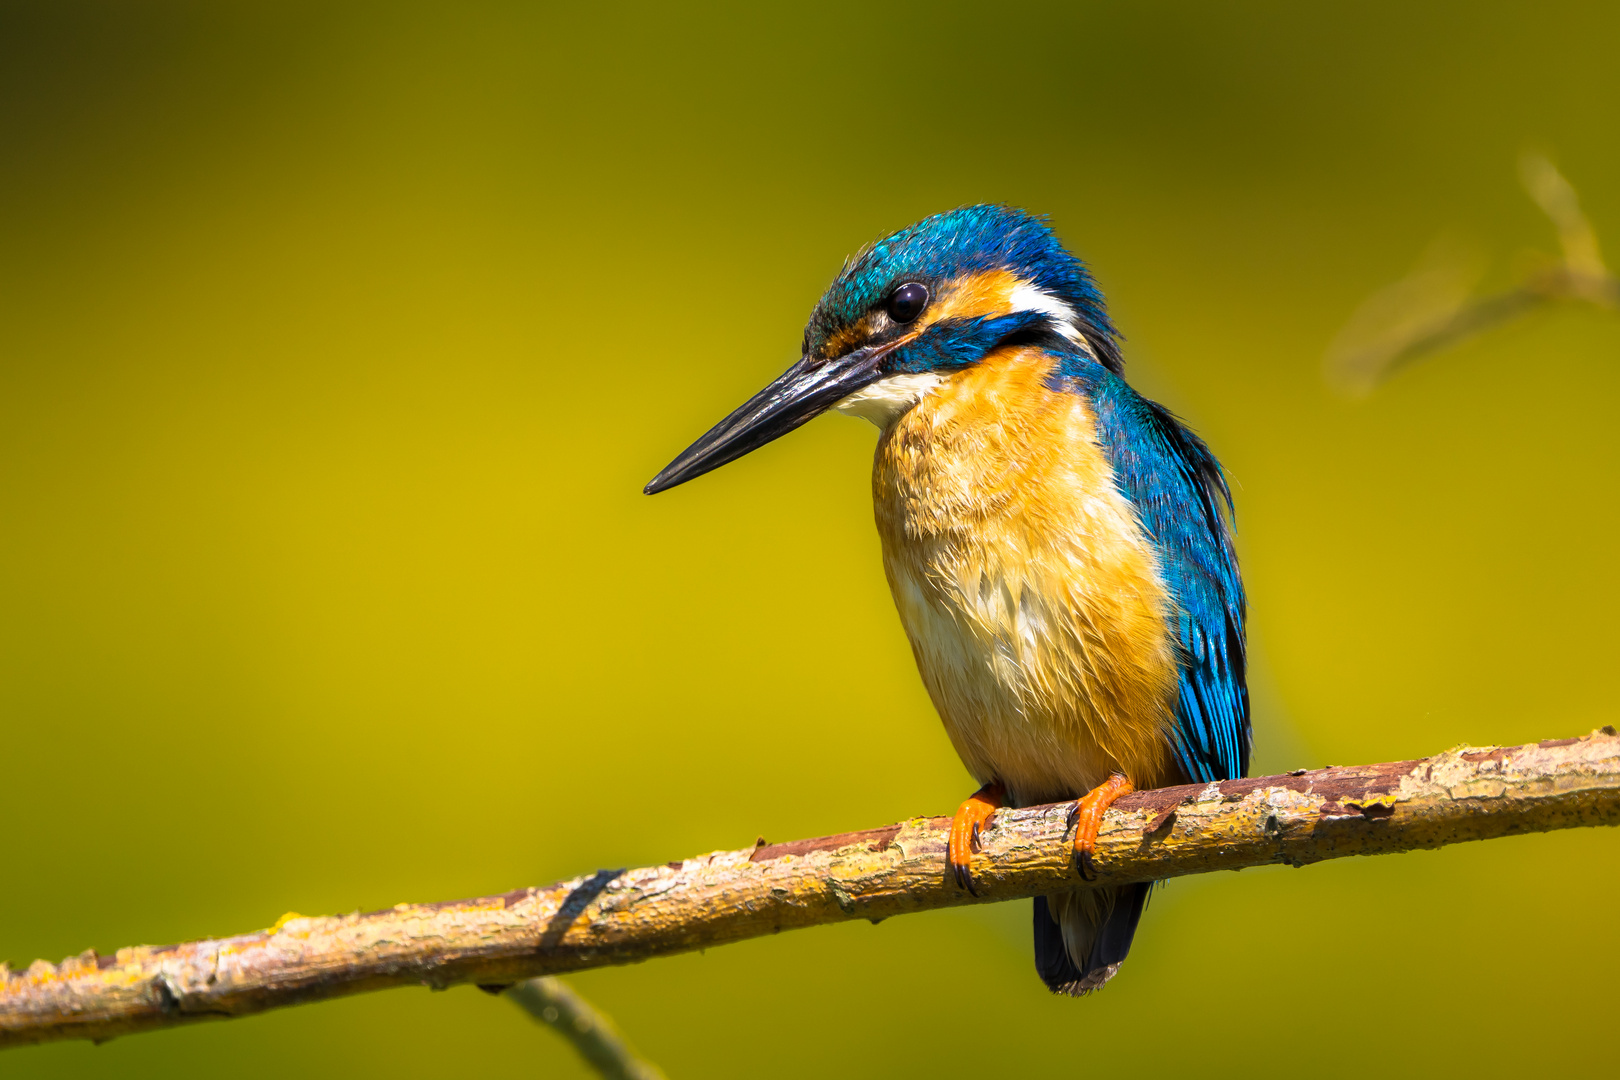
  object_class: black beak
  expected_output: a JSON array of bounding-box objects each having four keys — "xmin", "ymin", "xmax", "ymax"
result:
[{"xmin": 644, "ymin": 346, "xmax": 888, "ymax": 495}]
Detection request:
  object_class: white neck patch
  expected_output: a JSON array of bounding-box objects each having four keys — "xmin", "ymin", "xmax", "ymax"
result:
[
  {"xmin": 1007, "ymin": 282, "xmax": 1088, "ymax": 347},
  {"xmin": 833, "ymin": 372, "xmax": 946, "ymax": 429}
]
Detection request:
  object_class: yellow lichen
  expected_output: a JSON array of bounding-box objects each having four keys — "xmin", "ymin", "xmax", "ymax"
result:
[{"xmin": 266, "ymin": 912, "xmax": 304, "ymax": 936}]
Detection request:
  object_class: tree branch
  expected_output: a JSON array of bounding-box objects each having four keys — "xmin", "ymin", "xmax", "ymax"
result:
[
  {"xmin": 1324, "ymin": 153, "xmax": 1619, "ymax": 396},
  {"xmin": 505, "ymin": 978, "xmax": 667, "ymax": 1080},
  {"xmin": 5, "ymin": 730, "xmax": 1617, "ymax": 1049}
]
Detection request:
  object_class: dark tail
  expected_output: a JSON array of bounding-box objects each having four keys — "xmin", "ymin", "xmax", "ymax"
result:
[{"xmin": 1032, "ymin": 883, "xmax": 1151, "ymax": 995}]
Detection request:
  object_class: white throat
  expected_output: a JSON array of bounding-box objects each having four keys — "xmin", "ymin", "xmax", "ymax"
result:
[{"xmin": 833, "ymin": 372, "xmax": 946, "ymax": 429}]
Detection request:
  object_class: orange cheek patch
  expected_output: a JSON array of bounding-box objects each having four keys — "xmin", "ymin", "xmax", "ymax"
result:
[
  {"xmin": 921, "ymin": 269, "xmax": 1026, "ymax": 329},
  {"xmin": 821, "ymin": 269, "xmax": 1030, "ymax": 358}
]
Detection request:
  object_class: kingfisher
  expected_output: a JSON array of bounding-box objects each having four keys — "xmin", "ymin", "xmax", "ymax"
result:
[{"xmin": 645, "ymin": 205, "xmax": 1249, "ymax": 995}]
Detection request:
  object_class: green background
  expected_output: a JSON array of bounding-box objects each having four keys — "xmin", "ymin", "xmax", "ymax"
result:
[{"xmin": 4, "ymin": 2, "xmax": 1617, "ymax": 1075}]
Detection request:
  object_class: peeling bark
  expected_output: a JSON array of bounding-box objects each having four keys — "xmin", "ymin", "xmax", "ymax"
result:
[{"xmin": 5, "ymin": 731, "xmax": 1617, "ymax": 1048}]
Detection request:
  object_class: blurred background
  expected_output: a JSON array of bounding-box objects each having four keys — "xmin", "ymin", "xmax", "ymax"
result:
[{"xmin": 3, "ymin": 1, "xmax": 1617, "ymax": 1076}]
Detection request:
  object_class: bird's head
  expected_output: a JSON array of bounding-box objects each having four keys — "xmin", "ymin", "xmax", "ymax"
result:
[{"xmin": 645, "ymin": 204, "xmax": 1120, "ymax": 494}]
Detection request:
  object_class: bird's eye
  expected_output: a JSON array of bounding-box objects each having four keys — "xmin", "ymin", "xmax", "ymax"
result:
[{"xmin": 885, "ymin": 282, "xmax": 929, "ymax": 324}]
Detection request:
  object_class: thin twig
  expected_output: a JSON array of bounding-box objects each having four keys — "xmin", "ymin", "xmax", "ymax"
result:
[
  {"xmin": 4, "ymin": 730, "xmax": 1618, "ymax": 1048},
  {"xmin": 505, "ymin": 977, "xmax": 667, "ymax": 1080},
  {"xmin": 1325, "ymin": 154, "xmax": 1619, "ymax": 396}
]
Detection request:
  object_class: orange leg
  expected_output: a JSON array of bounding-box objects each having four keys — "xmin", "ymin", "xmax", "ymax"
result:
[
  {"xmin": 1073, "ymin": 773, "xmax": 1134, "ymax": 881},
  {"xmin": 948, "ymin": 780, "xmax": 1005, "ymax": 895}
]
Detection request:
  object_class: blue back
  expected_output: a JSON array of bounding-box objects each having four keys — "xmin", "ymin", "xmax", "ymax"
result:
[{"xmin": 1050, "ymin": 357, "xmax": 1250, "ymax": 784}]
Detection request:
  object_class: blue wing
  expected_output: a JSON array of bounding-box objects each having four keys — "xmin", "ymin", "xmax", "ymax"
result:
[{"xmin": 1058, "ymin": 361, "xmax": 1250, "ymax": 784}]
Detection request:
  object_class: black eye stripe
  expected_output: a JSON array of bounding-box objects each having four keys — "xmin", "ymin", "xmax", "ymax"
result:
[{"xmin": 885, "ymin": 282, "xmax": 929, "ymax": 324}]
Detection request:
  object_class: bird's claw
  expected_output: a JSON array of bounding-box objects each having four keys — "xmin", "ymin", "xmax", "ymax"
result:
[
  {"xmin": 1071, "ymin": 772, "xmax": 1134, "ymax": 883},
  {"xmin": 952, "ymin": 860, "xmax": 979, "ymax": 896},
  {"xmin": 947, "ymin": 781, "xmax": 1005, "ymax": 896}
]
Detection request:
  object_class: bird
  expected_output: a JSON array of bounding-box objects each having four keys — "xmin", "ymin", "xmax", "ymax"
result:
[{"xmin": 644, "ymin": 205, "xmax": 1248, "ymax": 995}]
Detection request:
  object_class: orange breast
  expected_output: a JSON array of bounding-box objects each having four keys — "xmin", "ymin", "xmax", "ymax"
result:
[{"xmin": 871, "ymin": 347, "xmax": 1180, "ymax": 805}]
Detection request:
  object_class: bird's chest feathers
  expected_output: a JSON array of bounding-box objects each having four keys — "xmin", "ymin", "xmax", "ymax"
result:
[{"xmin": 871, "ymin": 350, "xmax": 1179, "ymax": 802}]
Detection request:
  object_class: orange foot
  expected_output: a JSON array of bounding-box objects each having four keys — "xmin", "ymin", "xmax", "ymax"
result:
[
  {"xmin": 1073, "ymin": 773, "xmax": 1135, "ymax": 882},
  {"xmin": 948, "ymin": 780, "xmax": 1005, "ymax": 895}
]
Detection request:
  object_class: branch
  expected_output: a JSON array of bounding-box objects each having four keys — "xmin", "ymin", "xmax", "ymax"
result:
[
  {"xmin": 5, "ymin": 731, "xmax": 1617, "ymax": 1048},
  {"xmin": 505, "ymin": 978, "xmax": 667, "ymax": 1080},
  {"xmin": 1324, "ymin": 153, "xmax": 1619, "ymax": 396}
]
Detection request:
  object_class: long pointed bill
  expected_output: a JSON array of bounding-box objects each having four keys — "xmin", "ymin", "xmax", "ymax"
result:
[{"xmin": 644, "ymin": 346, "xmax": 888, "ymax": 494}]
